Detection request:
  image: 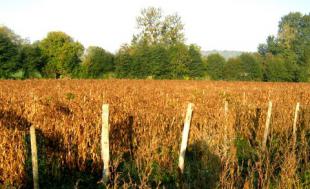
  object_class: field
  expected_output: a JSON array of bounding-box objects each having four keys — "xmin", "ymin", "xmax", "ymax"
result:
[{"xmin": 0, "ymin": 79, "xmax": 309, "ymax": 188}]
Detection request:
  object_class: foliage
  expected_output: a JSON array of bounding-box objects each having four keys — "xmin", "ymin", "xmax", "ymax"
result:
[
  {"xmin": 205, "ymin": 53, "xmax": 225, "ymax": 80},
  {"xmin": 39, "ymin": 31, "xmax": 84, "ymax": 78},
  {"xmin": 81, "ymin": 46, "xmax": 114, "ymax": 78},
  {"xmin": 262, "ymin": 54, "xmax": 296, "ymax": 81},
  {"xmin": 188, "ymin": 44, "xmax": 205, "ymax": 78},
  {"xmin": 0, "ymin": 11, "xmax": 310, "ymax": 82},
  {"xmin": 134, "ymin": 7, "xmax": 184, "ymax": 46},
  {"xmin": 0, "ymin": 26, "xmax": 23, "ymax": 45},
  {"xmin": 115, "ymin": 43, "xmax": 172, "ymax": 79},
  {"xmin": 114, "ymin": 45, "xmax": 134, "ymax": 78},
  {"xmin": 223, "ymin": 53, "xmax": 262, "ymax": 81},
  {"xmin": 223, "ymin": 57, "xmax": 242, "ymax": 81},
  {"xmin": 167, "ymin": 43, "xmax": 191, "ymax": 79},
  {"xmin": 19, "ymin": 43, "xmax": 45, "ymax": 78},
  {"xmin": 238, "ymin": 53, "xmax": 263, "ymax": 81},
  {"xmin": 114, "ymin": 7, "xmax": 202, "ymax": 80},
  {"xmin": 259, "ymin": 12, "xmax": 310, "ymax": 82},
  {"xmin": 0, "ymin": 26, "xmax": 20, "ymax": 78}
]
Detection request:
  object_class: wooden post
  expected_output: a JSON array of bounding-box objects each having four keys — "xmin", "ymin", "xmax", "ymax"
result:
[
  {"xmin": 101, "ymin": 104, "xmax": 110, "ymax": 183},
  {"xmin": 30, "ymin": 125, "xmax": 39, "ymax": 189},
  {"xmin": 224, "ymin": 100, "xmax": 229, "ymax": 156},
  {"xmin": 243, "ymin": 92, "xmax": 246, "ymax": 105},
  {"xmin": 224, "ymin": 100, "xmax": 229, "ymax": 118},
  {"xmin": 178, "ymin": 103, "xmax": 194, "ymax": 174},
  {"xmin": 292, "ymin": 103, "xmax": 300, "ymax": 149},
  {"xmin": 262, "ymin": 101, "xmax": 272, "ymax": 151}
]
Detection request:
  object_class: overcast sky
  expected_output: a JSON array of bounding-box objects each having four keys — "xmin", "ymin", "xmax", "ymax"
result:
[{"xmin": 0, "ymin": 0, "xmax": 309, "ymax": 53}]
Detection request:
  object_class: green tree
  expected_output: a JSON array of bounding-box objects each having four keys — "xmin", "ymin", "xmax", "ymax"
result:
[
  {"xmin": 134, "ymin": 7, "xmax": 185, "ymax": 46},
  {"xmin": 0, "ymin": 27, "xmax": 20, "ymax": 78},
  {"xmin": 81, "ymin": 46, "xmax": 114, "ymax": 78},
  {"xmin": 147, "ymin": 44, "xmax": 170, "ymax": 78},
  {"xmin": 278, "ymin": 12, "xmax": 302, "ymax": 50},
  {"xmin": 39, "ymin": 31, "xmax": 84, "ymax": 78},
  {"xmin": 115, "ymin": 7, "xmax": 192, "ymax": 79},
  {"xmin": 260, "ymin": 12, "xmax": 310, "ymax": 81},
  {"xmin": 223, "ymin": 57, "xmax": 242, "ymax": 81},
  {"xmin": 238, "ymin": 53, "xmax": 263, "ymax": 81},
  {"xmin": 161, "ymin": 13, "xmax": 185, "ymax": 45},
  {"xmin": 188, "ymin": 44, "xmax": 205, "ymax": 78},
  {"xmin": 115, "ymin": 43, "xmax": 171, "ymax": 79},
  {"xmin": 264, "ymin": 54, "xmax": 294, "ymax": 81},
  {"xmin": 167, "ymin": 43, "xmax": 190, "ymax": 79},
  {"xmin": 258, "ymin": 36, "xmax": 281, "ymax": 56},
  {"xmin": 115, "ymin": 7, "xmax": 205, "ymax": 80},
  {"xmin": 19, "ymin": 43, "xmax": 45, "ymax": 78},
  {"xmin": 222, "ymin": 54, "xmax": 262, "ymax": 81},
  {"xmin": 135, "ymin": 7, "xmax": 163, "ymax": 45},
  {"xmin": 205, "ymin": 53, "xmax": 225, "ymax": 80},
  {"xmin": 0, "ymin": 26, "xmax": 23, "ymax": 45},
  {"xmin": 115, "ymin": 45, "xmax": 134, "ymax": 78}
]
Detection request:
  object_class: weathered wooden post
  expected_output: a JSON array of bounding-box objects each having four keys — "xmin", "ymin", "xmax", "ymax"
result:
[
  {"xmin": 262, "ymin": 101, "xmax": 272, "ymax": 151},
  {"xmin": 30, "ymin": 125, "xmax": 39, "ymax": 189},
  {"xmin": 243, "ymin": 92, "xmax": 246, "ymax": 105},
  {"xmin": 224, "ymin": 100, "xmax": 229, "ymax": 156},
  {"xmin": 101, "ymin": 104, "xmax": 110, "ymax": 183},
  {"xmin": 178, "ymin": 103, "xmax": 194, "ymax": 174},
  {"xmin": 224, "ymin": 100, "xmax": 229, "ymax": 118},
  {"xmin": 292, "ymin": 102, "xmax": 300, "ymax": 149}
]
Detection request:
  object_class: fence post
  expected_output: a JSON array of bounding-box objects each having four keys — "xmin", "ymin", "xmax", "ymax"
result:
[
  {"xmin": 293, "ymin": 102, "xmax": 300, "ymax": 149},
  {"xmin": 243, "ymin": 92, "xmax": 246, "ymax": 105},
  {"xmin": 224, "ymin": 100, "xmax": 229, "ymax": 156},
  {"xmin": 262, "ymin": 101, "xmax": 272, "ymax": 151},
  {"xmin": 30, "ymin": 125, "xmax": 39, "ymax": 189},
  {"xmin": 178, "ymin": 103, "xmax": 194, "ymax": 174},
  {"xmin": 101, "ymin": 104, "xmax": 110, "ymax": 183},
  {"xmin": 224, "ymin": 100, "xmax": 229, "ymax": 118}
]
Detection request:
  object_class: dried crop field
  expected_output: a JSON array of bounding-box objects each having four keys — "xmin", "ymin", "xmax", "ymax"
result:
[{"xmin": 0, "ymin": 79, "xmax": 309, "ymax": 188}]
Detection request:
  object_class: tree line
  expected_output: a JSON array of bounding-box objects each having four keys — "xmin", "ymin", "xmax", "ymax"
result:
[{"xmin": 0, "ymin": 8, "xmax": 309, "ymax": 81}]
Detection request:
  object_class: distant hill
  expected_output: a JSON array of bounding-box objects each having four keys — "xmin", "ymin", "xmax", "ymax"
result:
[{"xmin": 202, "ymin": 50, "xmax": 245, "ymax": 60}]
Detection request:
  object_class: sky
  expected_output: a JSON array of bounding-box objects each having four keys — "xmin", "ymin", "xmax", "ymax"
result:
[{"xmin": 0, "ymin": 0, "xmax": 309, "ymax": 53}]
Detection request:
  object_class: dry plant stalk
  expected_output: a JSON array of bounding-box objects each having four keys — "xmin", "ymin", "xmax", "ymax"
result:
[{"xmin": 0, "ymin": 80, "xmax": 309, "ymax": 188}]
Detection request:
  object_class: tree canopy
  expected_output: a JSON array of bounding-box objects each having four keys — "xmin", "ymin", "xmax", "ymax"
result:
[
  {"xmin": 205, "ymin": 53, "xmax": 225, "ymax": 80},
  {"xmin": 115, "ymin": 7, "xmax": 205, "ymax": 79},
  {"xmin": 81, "ymin": 46, "xmax": 114, "ymax": 78},
  {"xmin": 0, "ymin": 26, "xmax": 20, "ymax": 78},
  {"xmin": 0, "ymin": 10, "xmax": 309, "ymax": 82},
  {"xmin": 39, "ymin": 31, "xmax": 84, "ymax": 78},
  {"xmin": 258, "ymin": 12, "xmax": 310, "ymax": 82},
  {"xmin": 134, "ymin": 7, "xmax": 185, "ymax": 46}
]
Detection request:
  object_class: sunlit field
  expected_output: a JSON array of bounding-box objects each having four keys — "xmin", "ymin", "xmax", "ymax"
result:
[{"xmin": 0, "ymin": 79, "xmax": 309, "ymax": 188}]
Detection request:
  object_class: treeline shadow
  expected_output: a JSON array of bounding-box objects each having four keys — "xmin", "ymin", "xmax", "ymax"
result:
[
  {"xmin": 0, "ymin": 109, "xmax": 31, "ymax": 131},
  {"xmin": 1, "ymin": 109, "xmax": 225, "ymax": 188},
  {"xmin": 182, "ymin": 140, "xmax": 221, "ymax": 189},
  {"xmin": 110, "ymin": 116, "xmax": 221, "ymax": 188},
  {"xmin": 232, "ymin": 105, "xmax": 310, "ymax": 188},
  {"xmin": 23, "ymin": 127, "xmax": 103, "ymax": 188},
  {"xmin": 0, "ymin": 108, "xmax": 102, "ymax": 189}
]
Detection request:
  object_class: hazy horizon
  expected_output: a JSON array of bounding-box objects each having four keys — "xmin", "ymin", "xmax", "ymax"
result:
[{"xmin": 1, "ymin": 0, "xmax": 309, "ymax": 53}]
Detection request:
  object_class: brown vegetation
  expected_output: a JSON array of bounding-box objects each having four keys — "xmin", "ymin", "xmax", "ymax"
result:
[{"xmin": 0, "ymin": 79, "xmax": 309, "ymax": 188}]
